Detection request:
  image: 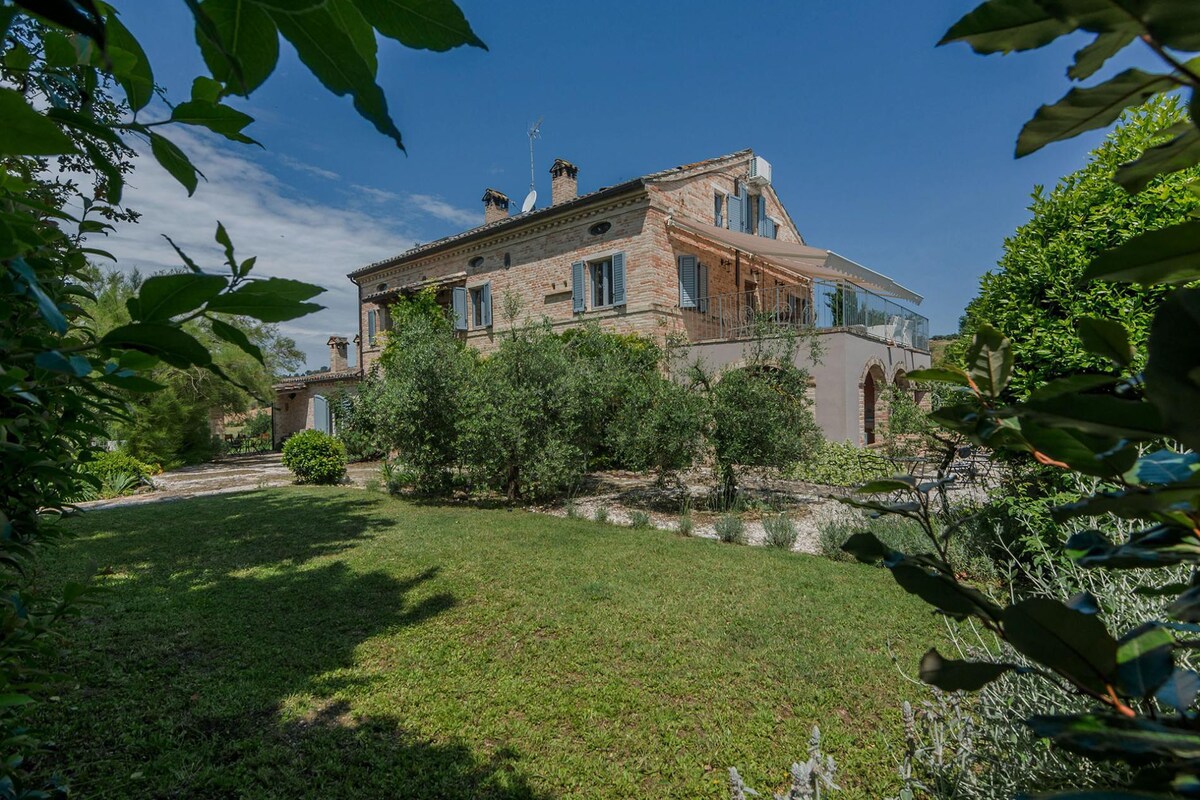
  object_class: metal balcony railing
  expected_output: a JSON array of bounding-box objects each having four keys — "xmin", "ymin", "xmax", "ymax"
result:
[{"xmin": 679, "ymin": 279, "xmax": 930, "ymax": 351}]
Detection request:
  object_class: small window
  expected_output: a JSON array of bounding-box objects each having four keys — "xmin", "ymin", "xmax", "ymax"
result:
[
  {"xmin": 503, "ymin": 252, "xmax": 511, "ymax": 268},
  {"xmin": 469, "ymin": 256, "xmax": 484, "ymax": 270},
  {"xmin": 713, "ymin": 193, "xmax": 724, "ymax": 227},
  {"xmin": 590, "ymin": 258, "xmax": 614, "ymax": 308},
  {"xmin": 589, "ymin": 221, "xmax": 611, "ymax": 236},
  {"xmin": 471, "ymin": 287, "xmax": 484, "ymax": 327},
  {"xmin": 376, "ymin": 282, "xmax": 387, "ymax": 292}
]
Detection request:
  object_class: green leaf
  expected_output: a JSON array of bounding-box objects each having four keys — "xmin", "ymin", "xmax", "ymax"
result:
[
  {"xmin": 149, "ymin": 132, "xmax": 202, "ymax": 196},
  {"xmin": 168, "ymin": 100, "xmax": 258, "ymax": 144},
  {"xmin": 1077, "ymin": 316, "xmax": 1133, "ymax": 367},
  {"xmin": 1155, "ymin": 668, "xmax": 1200, "ymax": 713},
  {"xmin": 839, "ymin": 531, "xmax": 894, "ymax": 564},
  {"xmin": 215, "ymin": 221, "xmax": 238, "ymax": 273},
  {"xmin": 1145, "ymin": 287, "xmax": 1200, "ymax": 451},
  {"xmin": 906, "ymin": 366, "xmax": 970, "ymax": 386},
  {"xmin": 1068, "ymin": 30, "xmax": 1136, "ymax": 81},
  {"xmin": 888, "ymin": 555, "xmax": 1004, "ymax": 623},
  {"xmin": 1020, "ymin": 394, "xmax": 1164, "ymax": 440},
  {"xmin": 857, "ymin": 476, "xmax": 918, "ymax": 494},
  {"xmin": 104, "ymin": 10, "xmax": 153, "ymax": 112},
  {"xmin": 1016, "ymin": 69, "xmax": 1178, "ymax": 158},
  {"xmin": 1018, "ymin": 418, "xmax": 1135, "ymax": 478},
  {"xmin": 17, "ymin": 0, "xmax": 105, "ymax": 45},
  {"xmin": 919, "ymin": 648, "xmax": 1021, "ymax": 691},
  {"xmin": 1115, "ymin": 623, "xmax": 1174, "ymax": 699},
  {"xmin": 204, "ymin": 277, "xmax": 324, "ymax": 322},
  {"xmin": 1057, "ymin": 483, "xmax": 1200, "ymax": 524},
  {"xmin": 1133, "ymin": 0, "xmax": 1200, "ymax": 51},
  {"xmin": 162, "ymin": 234, "xmax": 201, "ymax": 272},
  {"xmin": 1002, "ymin": 598, "xmax": 1118, "ymax": 694},
  {"xmin": 328, "ymin": 0, "xmax": 377, "ymax": 71},
  {"xmin": 10, "ymin": 258, "xmax": 67, "ymax": 333},
  {"xmin": 1115, "ymin": 124, "xmax": 1200, "ymax": 194},
  {"xmin": 1125, "ymin": 450, "xmax": 1200, "ymax": 486},
  {"xmin": 1084, "ymin": 219, "xmax": 1200, "ymax": 285},
  {"xmin": 938, "ymin": 0, "xmax": 1075, "ymax": 54},
  {"xmin": 351, "ymin": 0, "xmax": 486, "ymax": 52},
  {"xmin": 1029, "ymin": 374, "xmax": 1118, "ymax": 400},
  {"xmin": 0, "ymin": 88, "xmax": 75, "ymax": 155},
  {"xmin": 1028, "ymin": 713, "xmax": 1200, "ymax": 761},
  {"xmin": 193, "ymin": 0, "xmax": 278, "ymax": 95},
  {"xmin": 130, "ymin": 273, "xmax": 227, "ymax": 322},
  {"xmin": 964, "ymin": 324, "xmax": 1012, "ymax": 398},
  {"xmin": 99, "ymin": 372, "xmax": 165, "ymax": 392},
  {"xmin": 0, "ymin": 694, "xmax": 34, "ymax": 708},
  {"xmin": 191, "ymin": 75, "xmax": 223, "ymax": 102},
  {"xmin": 100, "ymin": 323, "xmax": 212, "ymax": 369},
  {"xmin": 268, "ymin": 3, "xmax": 404, "ymax": 150},
  {"xmin": 209, "ymin": 317, "xmax": 264, "ymax": 364},
  {"xmin": 34, "ymin": 350, "xmax": 91, "ymax": 377}
]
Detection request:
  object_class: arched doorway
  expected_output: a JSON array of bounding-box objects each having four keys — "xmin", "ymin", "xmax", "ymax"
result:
[{"xmin": 862, "ymin": 363, "xmax": 886, "ymax": 445}]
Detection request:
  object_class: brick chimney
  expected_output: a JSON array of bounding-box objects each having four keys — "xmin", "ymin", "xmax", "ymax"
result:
[
  {"xmin": 550, "ymin": 158, "xmax": 578, "ymax": 205},
  {"xmin": 327, "ymin": 335, "xmax": 349, "ymax": 372},
  {"xmin": 482, "ymin": 188, "xmax": 510, "ymax": 224}
]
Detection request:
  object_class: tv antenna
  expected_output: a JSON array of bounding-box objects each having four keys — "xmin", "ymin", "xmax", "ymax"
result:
[{"xmin": 522, "ymin": 116, "xmax": 542, "ymax": 213}]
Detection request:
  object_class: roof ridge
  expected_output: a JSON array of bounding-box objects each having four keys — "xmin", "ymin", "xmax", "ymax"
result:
[{"xmin": 347, "ymin": 148, "xmax": 754, "ymax": 280}]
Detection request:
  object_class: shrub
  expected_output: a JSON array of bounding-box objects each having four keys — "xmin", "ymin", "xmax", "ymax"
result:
[
  {"xmin": 678, "ymin": 509, "xmax": 694, "ymax": 536},
  {"xmin": 593, "ymin": 506, "xmax": 609, "ymax": 525},
  {"xmin": 242, "ymin": 409, "xmax": 272, "ymax": 438},
  {"xmin": 629, "ymin": 511, "xmax": 652, "ymax": 529},
  {"xmin": 789, "ymin": 440, "xmax": 892, "ymax": 487},
  {"xmin": 460, "ymin": 320, "xmax": 586, "ymax": 500},
  {"xmin": 281, "ymin": 430, "xmax": 347, "ymax": 485},
  {"xmin": 715, "ymin": 514, "xmax": 746, "ymax": 544},
  {"xmin": 762, "ymin": 513, "xmax": 798, "ymax": 550},
  {"xmin": 75, "ymin": 450, "xmax": 157, "ymax": 500}
]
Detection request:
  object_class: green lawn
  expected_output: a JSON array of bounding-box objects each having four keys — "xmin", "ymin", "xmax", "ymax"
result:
[{"xmin": 35, "ymin": 487, "xmax": 939, "ymax": 799}]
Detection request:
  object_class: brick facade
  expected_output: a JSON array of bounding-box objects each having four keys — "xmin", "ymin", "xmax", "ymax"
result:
[{"xmin": 274, "ymin": 149, "xmax": 931, "ymax": 447}]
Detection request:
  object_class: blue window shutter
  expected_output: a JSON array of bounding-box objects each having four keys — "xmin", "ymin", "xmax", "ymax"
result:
[
  {"xmin": 757, "ymin": 196, "xmax": 767, "ymax": 236},
  {"xmin": 572, "ymin": 261, "xmax": 585, "ymax": 312},
  {"xmin": 482, "ymin": 282, "xmax": 492, "ymax": 327},
  {"xmin": 367, "ymin": 309, "xmax": 377, "ymax": 344},
  {"xmin": 678, "ymin": 255, "xmax": 697, "ymax": 308},
  {"xmin": 452, "ymin": 286, "xmax": 467, "ymax": 331},
  {"xmin": 611, "ymin": 252, "xmax": 626, "ymax": 307},
  {"xmin": 765, "ymin": 218, "xmax": 778, "ymax": 239},
  {"xmin": 727, "ymin": 194, "xmax": 743, "ymax": 233},
  {"xmin": 697, "ymin": 263, "xmax": 708, "ymax": 312},
  {"xmin": 742, "ymin": 193, "xmax": 752, "ymax": 233}
]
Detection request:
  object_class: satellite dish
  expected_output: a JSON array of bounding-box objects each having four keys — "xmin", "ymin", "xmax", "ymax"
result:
[{"xmin": 521, "ymin": 190, "xmax": 537, "ymax": 213}]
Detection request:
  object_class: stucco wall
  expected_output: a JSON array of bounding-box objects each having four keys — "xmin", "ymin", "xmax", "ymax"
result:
[{"xmin": 685, "ymin": 331, "xmax": 931, "ymax": 444}]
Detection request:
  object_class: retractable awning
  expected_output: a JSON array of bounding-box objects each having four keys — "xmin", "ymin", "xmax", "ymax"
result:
[{"xmin": 669, "ymin": 218, "xmax": 923, "ymax": 305}]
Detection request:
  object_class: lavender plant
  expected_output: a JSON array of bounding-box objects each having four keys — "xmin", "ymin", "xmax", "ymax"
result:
[{"xmin": 729, "ymin": 726, "xmax": 839, "ymax": 800}]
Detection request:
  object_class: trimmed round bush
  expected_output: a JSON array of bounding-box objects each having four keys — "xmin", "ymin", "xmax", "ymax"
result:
[{"xmin": 281, "ymin": 430, "xmax": 347, "ymax": 485}]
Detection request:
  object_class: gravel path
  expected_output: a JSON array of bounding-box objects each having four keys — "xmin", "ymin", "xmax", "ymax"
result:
[{"xmin": 76, "ymin": 456, "xmax": 863, "ymax": 555}]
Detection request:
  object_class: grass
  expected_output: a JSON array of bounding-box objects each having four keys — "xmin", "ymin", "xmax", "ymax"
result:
[{"xmin": 35, "ymin": 487, "xmax": 940, "ymax": 799}]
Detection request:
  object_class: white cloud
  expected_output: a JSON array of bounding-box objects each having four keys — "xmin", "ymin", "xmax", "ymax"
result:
[
  {"xmin": 277, "ymin": 154, "xmax": 341, "ymax": 181},
  {"xmin": 409, "ymin": 193, "xmax": 480, "ymax": 227},
  {"xmin": 350, "ymin": 184, "xmax": 399, "ymax": 204},
  {"xmin": 86, "ymin": 129, "xmax": 429, "ymax": 370}
]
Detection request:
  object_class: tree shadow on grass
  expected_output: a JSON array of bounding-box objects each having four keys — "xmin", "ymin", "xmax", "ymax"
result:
[{"xmin": 36, "ymin": 489, "xmax": 551, "ymax": 799}]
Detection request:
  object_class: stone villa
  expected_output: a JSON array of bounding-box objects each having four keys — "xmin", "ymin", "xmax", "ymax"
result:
[{"xmin": 273, "ymin": 149, "xmax": 931, "ymax": 447}]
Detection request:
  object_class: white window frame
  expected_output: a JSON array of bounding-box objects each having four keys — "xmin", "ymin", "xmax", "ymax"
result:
[{"xmin": 589, "ymin": 256, "xmax": 615, "ymax": 309}]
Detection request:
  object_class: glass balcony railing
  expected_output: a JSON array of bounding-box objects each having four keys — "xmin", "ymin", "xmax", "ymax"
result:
[{"xmin": 678, "ymin": 279, "xmax": 930, "ymax": 351}]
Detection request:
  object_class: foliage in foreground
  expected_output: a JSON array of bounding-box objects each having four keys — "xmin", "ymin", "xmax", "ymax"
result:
[
  {"xmin": 949, "ymin": 95, "xmax": 1195, "ymax": 399},
  {"xmin": 846, "ymin": 6, "xmax": 1200, "ymax": 797},
  {"xmin": 0, "ymin": 0, "xmax": 482, "ymax": 793},
  {"xmin": 282, "ymin": 430, "xmax": 347, "ymax": 485}
]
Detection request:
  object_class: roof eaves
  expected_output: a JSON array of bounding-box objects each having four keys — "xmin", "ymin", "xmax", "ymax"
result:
[{"xmin": 348, "ymin": 178, "xmax": 647, "ymax": 280}]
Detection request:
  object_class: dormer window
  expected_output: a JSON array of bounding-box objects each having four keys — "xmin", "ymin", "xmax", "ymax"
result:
[
  {"xmin": 589, "ymin": 221, "xmax": 611, "ymax": 236},
  {"xmin": 469, "ymin": 256, "xmax": 484, "ymax": 270}
]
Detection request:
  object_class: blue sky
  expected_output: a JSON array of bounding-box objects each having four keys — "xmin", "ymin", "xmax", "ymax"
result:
[{"xmin": 107, "ymin": 1, "xmax": 1156, "ymax": 367}]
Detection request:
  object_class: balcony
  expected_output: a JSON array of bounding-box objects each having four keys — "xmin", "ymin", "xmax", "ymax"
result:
[{"xmin": 679, "ymin": 279, "xmax": 930, "ymax": 351}]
